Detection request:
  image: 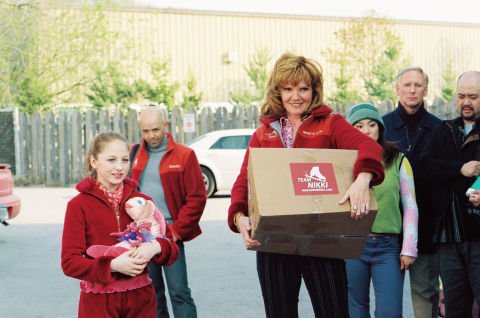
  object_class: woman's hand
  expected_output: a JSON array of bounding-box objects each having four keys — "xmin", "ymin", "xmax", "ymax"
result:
[
  {"xmin": 339, "ymin": 172, "xmax": 373, "ymax": 220},
  {"xmin": 110, "ymin": 249, "xmax": 149, "ymax": 277},
  {"xmin": 400, "ymin": 255, "xmax": 416, "ymax": 270},
  {"xmin": 131, "ymin": 241, "xmax": 161, "ymax": 260},
  {"xmin": 236, "ymin": 213, "xmax": 261, "ymax": 249}
]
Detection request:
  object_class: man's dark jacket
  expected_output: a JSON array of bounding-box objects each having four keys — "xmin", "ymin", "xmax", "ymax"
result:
[
  {"xmin": 383, "ymin": 106, "xmax": 441, "ymax": 253},
  {"xmin": 419, "ymin": 117, "xmax": 480, "ymax": 242}
]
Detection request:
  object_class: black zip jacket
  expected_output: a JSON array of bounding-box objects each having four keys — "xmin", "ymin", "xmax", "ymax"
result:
[{"xmin": 419, "ymin": 117, "xmax": 480, "ymax": 242}]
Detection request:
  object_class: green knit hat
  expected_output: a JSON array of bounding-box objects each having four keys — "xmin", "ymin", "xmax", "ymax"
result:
[{"xmin": 346, "ymin": 103, "xmax": 385, "ymax": 131}]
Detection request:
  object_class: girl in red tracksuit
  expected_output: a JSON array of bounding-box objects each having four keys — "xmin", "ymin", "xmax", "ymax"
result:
[{"xmin": 61, "ymin": 131, "xmax": 179, "ymax": 318}]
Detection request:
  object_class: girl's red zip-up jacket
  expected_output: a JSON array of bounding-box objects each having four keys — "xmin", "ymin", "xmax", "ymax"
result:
[{"xmin": 61, "ymin": 177, "xmax": 179, "ymax": 290}]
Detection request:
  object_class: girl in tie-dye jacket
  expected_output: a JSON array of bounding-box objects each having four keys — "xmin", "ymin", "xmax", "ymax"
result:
[{"xmin": 346, "ymin": 103, "xmax": 418, "ymax": 318}]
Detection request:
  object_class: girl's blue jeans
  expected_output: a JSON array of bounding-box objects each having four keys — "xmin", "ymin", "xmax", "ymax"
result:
[{"xmin": 346, "ymin": 235, "xmax": 404, "ymax": 318}]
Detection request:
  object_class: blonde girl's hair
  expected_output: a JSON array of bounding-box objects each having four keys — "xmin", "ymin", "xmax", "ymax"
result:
[
  {"xmin": 261, "ymin": 52, "xmax": 324, "ymax": 119},
  {"xmin": 85, "ymin": 131, "xmax": 129, "ymax": 177}
]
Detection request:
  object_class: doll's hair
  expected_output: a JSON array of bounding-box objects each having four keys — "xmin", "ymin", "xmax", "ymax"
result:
[
  {"xmin": 85, "ymin": 131, "xmax": 129, "ymax": 177},
  {"xmin": 261, "ymin": 52, "xmax": 324, "ymax": 119}
]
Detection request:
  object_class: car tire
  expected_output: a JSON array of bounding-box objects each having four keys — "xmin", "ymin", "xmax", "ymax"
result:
[{"xmin": 201, "ymin": 167, "xmax": 216, "ymax": 197}]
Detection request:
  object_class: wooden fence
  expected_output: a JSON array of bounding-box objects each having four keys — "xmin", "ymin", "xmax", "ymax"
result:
[
  {"xmin": 14, "ymin": 105, "xmax": 260, "ymax": 186},
  {"xmin": 13, "ymin": 98, "xmax": 456, "ymax": 186}
]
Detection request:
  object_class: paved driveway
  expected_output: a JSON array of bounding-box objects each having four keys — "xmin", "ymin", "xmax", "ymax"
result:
[{"xmin": 0, "ymin": 188, "xmax": 414, "ymax": 317}]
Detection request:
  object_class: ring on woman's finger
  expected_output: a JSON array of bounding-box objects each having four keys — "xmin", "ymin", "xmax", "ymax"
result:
[{"xmin": 352, "ymin": 204, "xmax": 357, "ymax": 210}]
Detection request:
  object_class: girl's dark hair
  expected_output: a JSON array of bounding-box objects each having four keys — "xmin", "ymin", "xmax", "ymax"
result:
[
  {"xmin": 378, "ymin": 132, "xmax": 402, "ymax": 168},
  {"xmin": 85, "ymin": 131, "xmax": 129, "ymax": 177}
]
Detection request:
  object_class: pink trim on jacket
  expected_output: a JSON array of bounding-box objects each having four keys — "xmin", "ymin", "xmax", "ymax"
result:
[{"xmin": 81, "ymin": 273, "xmax": 151, "ymax": 294}]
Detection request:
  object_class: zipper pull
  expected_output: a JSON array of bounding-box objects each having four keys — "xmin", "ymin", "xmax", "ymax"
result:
[{"xmin": 116, "ymin": 212, "xmax": 120, "ymax": 232}]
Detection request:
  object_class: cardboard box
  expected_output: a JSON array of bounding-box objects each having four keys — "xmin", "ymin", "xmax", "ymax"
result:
[{"xmin": 248, "ymin": 148, "xmax": 378, "ymax": 259}]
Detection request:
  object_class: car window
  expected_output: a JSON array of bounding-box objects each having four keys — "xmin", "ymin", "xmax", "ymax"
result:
[
  {"xmin": 241, "ymin": 135, "xmax": 252, "ymax": 148},
  {"xmin": 186, "ymin": 135, "xmax": 207, "ymax": 146},
  {"xmin": 210, "ymin": 135, "xmax": 251, "ymax": 150}
]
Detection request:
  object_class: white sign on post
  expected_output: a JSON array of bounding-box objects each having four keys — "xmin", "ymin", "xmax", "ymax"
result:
[{"xmin": 183, "ymin": 113, "xmax": 196, "ymax": 133}]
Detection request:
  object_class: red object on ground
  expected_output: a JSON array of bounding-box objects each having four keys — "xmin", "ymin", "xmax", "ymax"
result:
[{"xmin": 0, "ymin": 164, "xmax": 21, "ymax": 223}]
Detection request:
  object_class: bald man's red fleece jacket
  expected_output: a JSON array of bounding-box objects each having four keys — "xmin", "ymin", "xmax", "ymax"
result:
[{"xmin": 130, "ymin": 133, "xmax": 207, "ymax": 241}]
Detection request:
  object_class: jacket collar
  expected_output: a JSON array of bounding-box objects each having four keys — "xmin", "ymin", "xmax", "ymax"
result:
[
  {"xmin": 447, "ymin": 116, "xmax": 480, "ymax": 132},
  {"xmin": 391, "ymin": 105, "xmax": 438, "ymax": 131},
  {"xmin": 130, "ymin": 133, "xmax": 176, "ymax": 180},
  {"xmin": 142, "ymin": 132, "xmax": 176, "ymax": 153},
  {"xmin": 76, "ymin": 176, "xmax": 138, "ymax": 197}
]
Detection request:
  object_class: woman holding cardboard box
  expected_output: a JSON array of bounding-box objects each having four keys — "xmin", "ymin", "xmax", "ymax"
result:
[
  {"xmin": 346, "ymin": 103, "xmax": 418, "ymax": 318},
  {"xmin": 228, "ymin": 53, "xmax": 385, "ymax": 318}
]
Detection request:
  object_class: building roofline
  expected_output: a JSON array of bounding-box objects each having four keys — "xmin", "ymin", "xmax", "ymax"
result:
[{"xmin": 53, "ymin": 4, "xmax": 480, "ymax": 28}]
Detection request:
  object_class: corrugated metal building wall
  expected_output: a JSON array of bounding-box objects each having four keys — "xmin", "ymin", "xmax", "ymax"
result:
[{"xmin": 72, "ymin": 7, "xmax": 480, "ymax": 103}]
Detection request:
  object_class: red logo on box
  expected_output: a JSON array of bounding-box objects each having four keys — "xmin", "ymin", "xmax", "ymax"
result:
[{"xmin": 289, "ymin": 163, "xmax": 339, "ymax": 195}]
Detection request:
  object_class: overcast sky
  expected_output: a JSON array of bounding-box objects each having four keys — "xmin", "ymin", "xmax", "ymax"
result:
[{"xmin": 134, "ymin": 0, "xmax": 479, "ymax": 24}]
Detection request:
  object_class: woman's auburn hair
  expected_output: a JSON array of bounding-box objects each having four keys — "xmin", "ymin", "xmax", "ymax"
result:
[{"xmin": 261, "ymin": 52, "xmax": 324, "ymax": 119}]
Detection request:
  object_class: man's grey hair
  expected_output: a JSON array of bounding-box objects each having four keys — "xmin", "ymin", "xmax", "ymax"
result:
[{"xmin": 395, "ymin": 66, "xmax": 429, "ymax": 86}]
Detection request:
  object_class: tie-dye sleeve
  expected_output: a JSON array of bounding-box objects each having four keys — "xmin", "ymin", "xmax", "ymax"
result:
[{"xmin": 399, "ymin": 157, "xmax": 419, "ymax": 257}]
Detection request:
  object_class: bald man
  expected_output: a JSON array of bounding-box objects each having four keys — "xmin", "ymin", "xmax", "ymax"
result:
[
  {"xmin": 130, "ymin": 107, "xmax": 207, "ymax": 318},
  {"xmin": 420, "ymin": 71, "xmax": 480, "ymax": 317}
]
